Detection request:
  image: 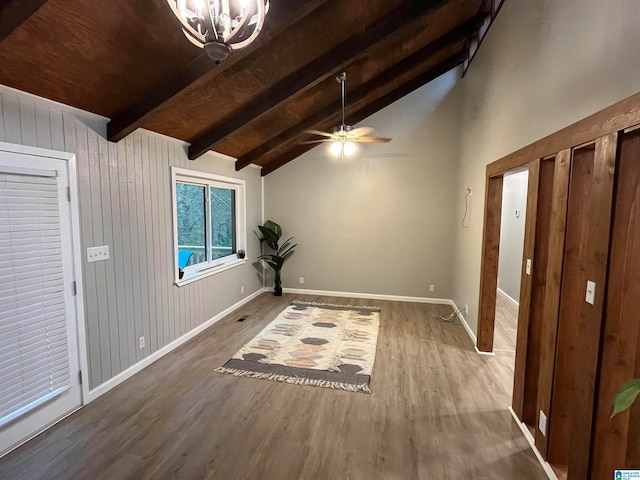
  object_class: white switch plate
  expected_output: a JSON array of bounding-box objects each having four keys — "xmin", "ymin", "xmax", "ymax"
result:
[
  {"xmin": 87, "ymin": 245, "xmax": 110, "ymax": 263},
  {"xmin": 539, "ymin": 410, "xmax": 547, "ymax": 436},
  {"xmin": 526, "ymin": 259, "xmax": 532, "ymax": 275},
  {"xmin": 240, "ymin": 285, "xmax": 244, "ymax": 294},
  {"xmin": 586, "ymin": 280, "xmax": 596, "ymax": 305},
  {"xmin": 299, "ymin": 277, "xmax": 304, "ymax": 284},
  {"xmin": 429, "ymin": 284, "xmax": 435, "ymax": 292},
  {"xmin": 138, "ymin": 336, "xmax": 145, "ymax": 349}
]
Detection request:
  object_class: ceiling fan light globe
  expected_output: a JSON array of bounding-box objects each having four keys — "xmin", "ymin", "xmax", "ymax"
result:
[
  {"xmin": 343, "ymin": 141, "xmax": 356, "ymax": 156},
  {"xmin": 329, "ymin": 141, "xmax": 343, "ymax": 156}
]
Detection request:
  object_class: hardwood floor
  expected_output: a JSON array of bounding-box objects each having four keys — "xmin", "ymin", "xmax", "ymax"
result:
[
  {"xmin": 0, "ymin": 293, "xmax": 545, "ymax": 479},
  {"xmin": 494, "ymin": 290, "xmax": 519, "ymax": 352}
]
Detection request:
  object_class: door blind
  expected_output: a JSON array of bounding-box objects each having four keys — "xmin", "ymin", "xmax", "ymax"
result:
[{"xmin": 0, "ymin": 171, "xmax": 71, "ymax": 428}]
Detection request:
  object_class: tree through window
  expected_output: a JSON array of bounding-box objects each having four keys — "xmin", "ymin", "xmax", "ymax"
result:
[{"xmin": 172, "ymin": 168, "xmax": 246, "ymax": 281}]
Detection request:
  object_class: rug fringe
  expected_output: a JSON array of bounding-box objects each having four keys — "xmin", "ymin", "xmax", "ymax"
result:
[
  {"xmin": 214, "ymin": 367, "xmax": 372, "ymax": 394},
  {"xmin": 291, "ymin": 300, "xmax": 381, "ymax": 312}
]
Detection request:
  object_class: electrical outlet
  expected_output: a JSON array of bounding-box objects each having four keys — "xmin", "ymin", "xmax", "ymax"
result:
[
  {"xmin": 299, "ymin": 277, "xmax": 304, "ymax": 284},
  {"xmin": 87, "ymin": 245, "xmax": 110, "ymax": 263},
  {"xmin": 526, "ymin": 259, "xmax": 532, "ymax": 275},
  {"xmin": 241, "ymin": 285, "xmax": 244, "ymax": 294},
  {"xmin": 464, "ymin": 304, "xmax": 468, "ymax": 314},
  {"xmin": 139, "ymin": 336, "xmax": 145, "ymax": 349},
  {"xmin": 429, "ymin": 284, "xmax": 435, "ymax": 292}
]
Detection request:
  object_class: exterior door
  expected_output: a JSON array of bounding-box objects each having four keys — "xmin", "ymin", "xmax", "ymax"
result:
[{"xmin": 0, "ymin": 148, "xmax": 82, "ymax": 457}]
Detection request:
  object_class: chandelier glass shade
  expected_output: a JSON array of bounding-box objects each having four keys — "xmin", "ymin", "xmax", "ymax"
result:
[{"xmin": 167, "ymin": 0, "xmax": 269, "ymax": 64}]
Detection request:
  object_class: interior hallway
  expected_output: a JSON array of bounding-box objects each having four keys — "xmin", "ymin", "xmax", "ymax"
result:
[{"xmin": 0, "ymin": 293, "xmax": 545, "ymax": 479}]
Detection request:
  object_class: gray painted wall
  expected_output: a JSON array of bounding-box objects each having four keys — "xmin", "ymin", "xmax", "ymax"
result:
[
  {"xmin": 0, "ymin": 91, "xmax": 263, "ymax": 389},
  {"xmin": 451, "ymin": 0, "xmax": 640, "ymax": 334},
  {"xmin": 497, "ymin": 170, "xmax": 528, "ymax": 302},
  {"xmin": 265, "ymin": 70, "xmax": 462, "ymax": 299}
]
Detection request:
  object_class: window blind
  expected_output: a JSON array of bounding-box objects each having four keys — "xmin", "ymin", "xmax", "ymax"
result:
[{"xmin": 0, "ymin": 171, "xmax": 71, "ymax": 428}]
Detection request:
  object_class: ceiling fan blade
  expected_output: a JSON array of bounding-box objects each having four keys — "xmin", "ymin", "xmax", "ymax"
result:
[
  {"xmin": 348, "ymin": 126, "xmax": 374, "ymax": 137},
  {"xmin": 303, "ymin": 129, "xmax": 335, "ymax": 138},
  {"xmin": 351, "ymin": 136, "xmax": 393, "ymax": 143},
  {"xmin": 299, "ymin": 139, "xmax": 334, "ymax": 145}
]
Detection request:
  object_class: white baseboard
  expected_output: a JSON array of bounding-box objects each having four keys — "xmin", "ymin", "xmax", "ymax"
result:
[
  {"xmin": 449, "ymin": 300, "xmax": 478, "ymax": 347},
  {"xmin": 508, "ymin": 407, "xmax": 558, "ymax": 480},
  {"xmin": 448, "ymin": 300, "xmax": 496, "ymax": 355},
  {"xmin": 87, "ymin": 288, "xmax": 265, "ymax": 402},
  {"xmin": 497, "ymin": 288, "xmax": 519, "ymax": 308},
  {"xmin": 474, "ymin": 345, "xmax": 496, "ymax": 356},
  {"xmin": 281, "ymin": 287, "xmax": 453, "ymax": 305}
]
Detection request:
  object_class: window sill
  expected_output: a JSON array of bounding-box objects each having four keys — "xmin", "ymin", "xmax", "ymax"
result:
[{"xmin": 175, "ymin": 258, "xmax": 247, "ymax": 287}]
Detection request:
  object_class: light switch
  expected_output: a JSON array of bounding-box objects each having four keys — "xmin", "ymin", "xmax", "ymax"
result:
[
  {"xmin": 87, "ymin": 246, "xmax": 110, "ymax": 263},
  {"xmin": 539, "ymin": 410, "xmax": 547, "ymax": 436},
  {"xmin": 585, "ymin": 280, "xmax": 596, "ymax": 305},
  {"xmin": 525, "ymin": 259, "xmax": 532, "ymax": 276}
]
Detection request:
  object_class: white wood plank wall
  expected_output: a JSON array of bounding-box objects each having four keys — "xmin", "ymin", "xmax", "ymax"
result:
[{"xmin": 0, "ymin": 91, "xmax": 264, "ymax": 389}]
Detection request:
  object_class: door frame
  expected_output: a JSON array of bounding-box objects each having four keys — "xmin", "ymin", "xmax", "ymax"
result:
[
  {"xmin": 477, "ymin": 91, "xmax": 640, "ymax": 356},
  {"xmin": 0, "ymin": 141, "xmax": 89, "ymax": 404}
]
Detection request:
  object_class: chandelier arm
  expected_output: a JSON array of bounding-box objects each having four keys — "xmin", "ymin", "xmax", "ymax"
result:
[
  {"xmin": 166, "ymin": 0, "xmax": 207, "ymax": 45},
  {"xmin": 207, "ymin": 2, "xmax": 223, "ymax": 41},
  {"xmin": 223, "ymin": 8, "xmax": 251, "ymax": 44},
  {"xmin": 182, "ymin": 29, "xmax": 206, "ymax": 48},
  {"xmin": 228, "ymin": 0, "xmax": 266, "ymax": 50}
]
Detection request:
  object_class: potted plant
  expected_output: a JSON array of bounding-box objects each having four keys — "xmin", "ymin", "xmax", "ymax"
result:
[{"xmin": 257, "ymin": 220, "xmax": 297, "ymax": 296}]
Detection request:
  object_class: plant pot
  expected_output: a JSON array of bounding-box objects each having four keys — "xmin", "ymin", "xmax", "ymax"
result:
[{"xmin": 274, "ymin": 286, "xmax": 283, "ymax": 296}]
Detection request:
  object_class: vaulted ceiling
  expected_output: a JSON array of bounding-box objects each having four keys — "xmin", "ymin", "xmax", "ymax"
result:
[{"xmin": 0, "ymin": 0, "xmax": 503, "ymax": 174}]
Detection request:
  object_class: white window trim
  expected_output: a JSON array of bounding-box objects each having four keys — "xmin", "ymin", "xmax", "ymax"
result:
[{"xmin": 171, "ymin": 167, "xmax": 247, "ymax": 286}]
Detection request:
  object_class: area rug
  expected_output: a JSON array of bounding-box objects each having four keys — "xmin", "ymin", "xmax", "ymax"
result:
[{"xmin": 214, "ymin": 301, "xmax": 381, "ymax": 393}]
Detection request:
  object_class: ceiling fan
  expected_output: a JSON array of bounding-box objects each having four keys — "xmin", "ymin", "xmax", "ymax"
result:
[{"xmin": 301, "ymin": 72, "xmax": 392, "ymax": 158}]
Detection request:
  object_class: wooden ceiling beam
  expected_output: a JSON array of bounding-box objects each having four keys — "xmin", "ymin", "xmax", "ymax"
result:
[
  {"xmin": 106, "ymin": 0, "xmax": 329, "ymax": 142},
  {"xmin": 260, "ymin": 51, "xmax": 467, "ymax": 176},
  {"xmin": 188, "ymin": 0, "xmax": 450, "ymax": 160},
  {"xmin": 0, "ymin": 0, "xmax": 48, "ymax": 42},
  {"xmin": 235, "ymin": 14, "xmax": 487, "ymax": 171}
]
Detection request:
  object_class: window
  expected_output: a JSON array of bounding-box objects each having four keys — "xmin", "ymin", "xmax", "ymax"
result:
[{"xmin": 172, "ymin": 168, "xmax": 246, "ymax": 284}]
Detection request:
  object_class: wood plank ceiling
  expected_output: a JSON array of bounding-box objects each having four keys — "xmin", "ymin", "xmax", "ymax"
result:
[{"xmin": 0, "ymin": 0, "xmax": 502, "ymax": 174}]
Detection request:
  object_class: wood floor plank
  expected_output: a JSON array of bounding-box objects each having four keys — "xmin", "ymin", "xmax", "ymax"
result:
[{"xmin": 0, "ymin": 294, "xmax": 546, "ymax": 479}]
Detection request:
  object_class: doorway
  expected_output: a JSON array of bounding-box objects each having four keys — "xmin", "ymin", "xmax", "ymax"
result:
[
  {"xmin": 495, "ymin": 170, "xmax": 528, "ymax": 359},
  {"xmin": 0, "ymin": 143, "xmax": 85, "ymax": 457}
]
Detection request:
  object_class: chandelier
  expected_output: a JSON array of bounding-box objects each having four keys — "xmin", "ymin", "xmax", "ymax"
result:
[{"xmin": 166, "ymin": 0, "xmax": 269, "ymax": 64}]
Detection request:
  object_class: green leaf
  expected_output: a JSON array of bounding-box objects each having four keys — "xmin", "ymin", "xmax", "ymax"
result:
[
  {"xmin": 612, "ymin": 379, "xmax": 640, "ymax": 418},
  {"xmin": 263, "ymin": 220, "xmax": 282, "ymax": 239},
  {"xmin": 266, "ymin": 261, "xmax": 279, "ymax": 271},
  {"xmin": 279, "ymin": 244, "xmax": 297, "ymax": 258},
  {"xmin": 258, "ymin": 225, "xmax": 279, "ymax": 243}
]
